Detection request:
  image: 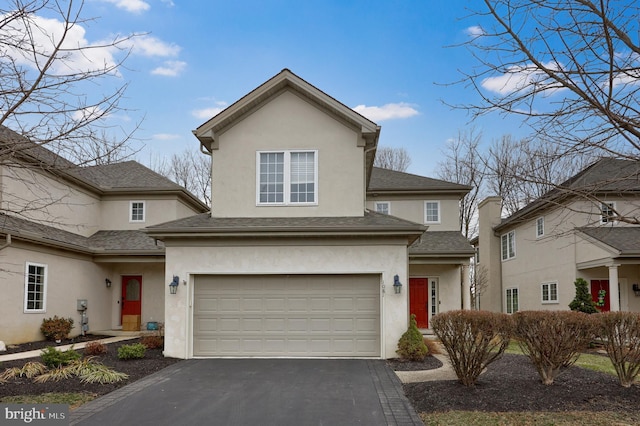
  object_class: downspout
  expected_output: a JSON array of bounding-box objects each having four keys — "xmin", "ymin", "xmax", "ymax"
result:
[
  {"xmin": 363, "ymin": 145, "xmax": 377, "ymax": 211},
  {"xmin": 0, "ymin": 234, "xmax": 11, "ymax": 251}
]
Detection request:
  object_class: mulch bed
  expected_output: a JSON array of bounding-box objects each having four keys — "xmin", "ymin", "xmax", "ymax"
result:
[
  {"xmin": 0, "ymin": 338, "xmax": 180, "ymax": 398},
  {"xmin": 405, "ymin": 353, "xmax": 640, "ymax": 413},
  {"xmin": 1, "ymin": 334, "xmax": 105, "ymax": 355},
  {"xmin": 387, "ymin": 355, "xmax": 443, "ymax": 371}
]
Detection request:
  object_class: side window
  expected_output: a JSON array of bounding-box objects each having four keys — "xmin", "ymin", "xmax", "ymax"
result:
[
  {"xmin": 130, "ymin": 201, "xmax": 145, "ymax": 223},
  {"xmin": 424, "ymin": 201, "xmax": 440, "ymax": 223},
  {"xmin": 601, "ymin": 202, "xmax": 615, "ymax": 224},
  {"xmin": 374, "ymin": 202, "xmax": 390, "ymax": 215},
  {"xmin": 501, "ymin": 230, "xmax": 516, "ymax": 260},
  {"xmin": 506, "ymin": 287, "xmax": 519, "ymax": 314},
  {"xmin": 536, "ymin": 217, "xmax": 544, "ymax": 238},
  {"xmin": 25, "ymin": 262, "xmax": 47, "ymax": 312},
  {"xmin": 541, "ymin": 282, "xmax": 558, "ymax": 303}
]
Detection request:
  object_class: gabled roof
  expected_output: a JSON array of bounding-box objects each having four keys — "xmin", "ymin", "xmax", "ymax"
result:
[
  {"xmin": 577, "ymin": 227, "xmax": 640, "ymax": 256},
  {"xmin": 145, "ymin": 210, "xmax": 425, "ymax": 240},
  {"xmin": 409, "ymin": 231, "xmax": 475, "ymax": 257},
  {"xmin": 368, "ymin": 167, "xmax": 471, "ymax": 194},
  {"xmin": 0, "ymin": 213, "xmax": 164, "ymax": 255},
  {"xmin": 495, "ymin": 158, "xmax": 640, "ymax": 232},
  {"xmin": 70, "ymin": 161, "xmax": 184, "ymax": 191}
]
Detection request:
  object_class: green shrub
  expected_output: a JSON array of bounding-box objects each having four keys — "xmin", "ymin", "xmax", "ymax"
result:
[
  {"xmin": 40, "ymin": 346, "xmax": 81, "ymax": 368},
  {"xmin": 512, "ymin": 310, "xmax": 596, "ymax": 385},
  {"xmin": 84, "ymin": 341, "xmax": 107, "ymax": 355},
  {"xmin": 396, "ymin": 314, "xmax": 428, "ymax": 361},
  {"xmin": 569, "ymin": 278, "xmax": 598, "ymax": 314},
  {"xmin": 431, "ymin": 310, "xmax": 511, "ymax": 386},
  {"xmin": 141, "ymin": 335, "xmax": 164, "ymax": 349},
  {"xmin": 40, "ymin": 316, "xmax": 74, "ymax": 341},
  {"xmin": 597, "ymin": 311, "xmax": 640, "ymax": 387},
  {"xmin": 117, "ymin": 343, "xmax": 146, "ymax": 360}
]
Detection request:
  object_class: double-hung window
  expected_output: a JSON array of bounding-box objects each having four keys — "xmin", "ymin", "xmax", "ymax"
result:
[
  {"xmin": 536, "ymin": 217, "xmax": 544, "ymax": 238},
  {"xmin": 374, "ymin": 202, "xmax": 390, "ymax": 215},
  {"xmin": 501, "ymin": 230, "xmax": 516, "ymax": 260},
  {"xmin": 130, "ymin": 201, "xmax": 145, "ymax": 223},
  {"xmin": 257, "ymin": 150, "xmax": 317, "ymax": 205},
  {"xmin": 424, "ymin": 201, "xmax": 440, "ymax": 223},
  {"xmin": 25, "ymin": 262, "xmax": 47, "ymax": 312},
  {"xmin": 541, "ymin": 282, "xmax": 558, "ymax": 304},
  {"xmin": 506, "ymin": 287, "xmax": 519, "ymax": 314},
  {"xmin": 601, "ymin": 202, "xmax": 615, "ymax": 224}
]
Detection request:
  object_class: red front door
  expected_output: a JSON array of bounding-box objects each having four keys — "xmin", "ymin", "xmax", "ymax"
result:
[
  {"xmin": 591, "ymin": 279, "xmax": 610, "ymax": 312},
  {"xmin": 121, "ymin": 275, "xmax": 142, "ymax": 323},
  {"xmin": 409, "ymin": 278, "xmax": 429, "ymax": 328}
]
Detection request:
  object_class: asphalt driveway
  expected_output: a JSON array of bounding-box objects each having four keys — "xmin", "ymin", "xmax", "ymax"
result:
[{"xmin": 70, "ymin": 359, "xmax": 421, "ymax": 426}]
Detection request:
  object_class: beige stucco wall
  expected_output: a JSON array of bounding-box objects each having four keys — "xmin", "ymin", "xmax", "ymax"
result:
[
  {"xmin": 0, "ymin": 165, "xmax": 101, "ymax": 236},
  {"xmin": 99, "ymin": 196, "xmax": 202, "ymax": 230},
  {"xmin": 162, "ymin": 239, "xmax": 409, "ymax": 359},
  {"xmin": 477, "ymin": 197, "xmax": 503, "ymax": 312},
  {"xmin": 210, "ymin": 90, "xmax": 365, "ymax": 218},
  {"xmin": 366, "ymin": 195, "xmax": 461, "ymax": 231}
]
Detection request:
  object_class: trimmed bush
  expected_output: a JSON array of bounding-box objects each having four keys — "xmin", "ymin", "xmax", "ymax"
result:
[
  {"xmin": 84, "ymin": 341, "xmax": 107, "ymax": 356},
  {"xmin": 431, "ymin": 310, "xmax": 511, "ymax": 386},
  {"xmin": 40, "ymin": 316, "xmax": 74, "ymax": 341},
  {"xmin": 569, "ymin": 278, "xmax": 598, "ymax": 314},
  {"xmin": 40, "ymin": 346, "xmax": 81, "ymax": 368},
  {"xmin": 396, "ymin": 314, "xmax": 429, "ymax": 361},
  {"xmin": 512, "ymin": 310, "xmax": 596, "ymax": 385},
  {"xmin": 597, "ymin": 311, "xmax": 640, "ymax": 387},
  {"xmin": 117, "ymin": 343, "xmax": 146, "ymax": 360},
  {"xmin": 141, "ymin": 335, "xmax": 164, "ymax": 350}
]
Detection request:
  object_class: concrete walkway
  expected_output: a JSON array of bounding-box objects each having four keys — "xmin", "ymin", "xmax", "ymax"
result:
[
  {"xmin": 0, "ymin": 336, "xmax": 139, "ymax": 362},
  {"xmin": 393, "ymin": 353, "xmax": 458, "ymax": 383}
]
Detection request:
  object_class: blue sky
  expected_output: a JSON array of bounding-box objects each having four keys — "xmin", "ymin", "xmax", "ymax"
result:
[{"xmin": 31, "ymin": 0, "xmax": 531, "ymax": 177}]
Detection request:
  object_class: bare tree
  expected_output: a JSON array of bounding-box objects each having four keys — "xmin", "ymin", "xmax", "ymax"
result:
[
  {"xmin": 456, "ymin": 0, "xmax": 640, "ymax": 222},
  {"xmin": 149, "ymin": 149, "xmax": 212, "ymax": 207},
  {"xmin": 437, "ymin": 127, "xmax": 486, "ymax": 238},
  {"xmin": 374, "ymin": 146, "xmax": 412, "ymax": 172},
  {"xmin": 471, "ymin": 263, "xmax": 489, "ymax": 309}
]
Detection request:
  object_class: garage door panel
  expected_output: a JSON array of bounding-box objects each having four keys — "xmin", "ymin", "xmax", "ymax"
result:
[{"xmin": 193, "ymin": 274, "xmax": 380, "ymax": 357}]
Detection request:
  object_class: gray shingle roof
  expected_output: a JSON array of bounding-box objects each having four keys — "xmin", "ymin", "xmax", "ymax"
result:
[
  {"xmin": 70, "ymin": 161, "xmax": 185, "ymax": 190},
  {"xmin": 0, "ymin": 214, "xmax": 163, "ymax": 254},
  {"xmin": 577, "ymin": 227, "xmax": 640, "ymax": 255},
  {"xmin": 368, "ymin": 167, "xmax": 471, "ymax": 193},
  {"xmin": 146, "ymin": 210, "xmax": 426, "ymax": 234},
  {"xmin": 409, "ymin": 231, "xmax": 475, "ymax": 256}
]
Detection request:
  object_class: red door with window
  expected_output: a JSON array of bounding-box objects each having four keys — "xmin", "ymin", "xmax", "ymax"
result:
[
  {"xmin": 121, "ymin": 276, "xmax": 142, "ymax": 323},
  {"xmin": 409, "ymin": 278, "xmax": 429, "ymax": 328},
  {"xmin": 591, "ymin": 279, "xmax": 610, "ymax": 312}
]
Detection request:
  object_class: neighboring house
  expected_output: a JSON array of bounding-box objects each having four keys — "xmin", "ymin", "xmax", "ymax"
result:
[
  {"xmin": 1, "ymin": 69, "xmax": 473, "ymax": 359},
  {"xmin": 0, "ymin": 126, "xmax": 208, "ymax": 344},
  {"xmin": 474, "ymin": 158, "xmax": 640, "ymax": 314},
  {"xmin": 147, "ymin": 69, "xmax": 473, "ymax": 359}
]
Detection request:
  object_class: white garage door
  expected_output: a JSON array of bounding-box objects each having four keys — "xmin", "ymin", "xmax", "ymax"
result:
[{"xmin": 193, "ymin": 274, "xmax": 380, "ymax": 357}]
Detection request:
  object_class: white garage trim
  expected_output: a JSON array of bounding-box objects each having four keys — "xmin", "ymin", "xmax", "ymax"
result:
[{"xmin": 191, "ymin": 274, "xmax": 381, "ymax": 358}]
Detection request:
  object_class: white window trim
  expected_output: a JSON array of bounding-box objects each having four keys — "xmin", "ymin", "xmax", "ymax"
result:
[
  {"xmin": 536, "ymin": 216, "xmax": 544, "ymax": 238},
  {"xmin": 424, "ymin": 200, "xmax": 441, "ymax": 224},
  {"xmin": 600, "ymin": 201, "xmax": 616, "ymax": 224},
  {"xmin": 506, "ymin": 287, "xmax": 519, "ymax": 314},
  {"xmin": 541, "ymin": 281, "xmax": 559, "ymax": 304},
  {"xmin": 24, "ymin": 262, "xmax": 47, "ymax": 313},
  {"xmin": 501, "ymin": 230, "xmax": 516, "ymax": 261},
  {"xmin": 374, "ymin": 201, "xmax": 391, "ymax": 215},
  {"xmin": 256, "ymin": 150, "xmax": 318, "ymax": 206},
  {"xmin": 130, "ymin": 200, "xmax": 146, "ymax": 223}
]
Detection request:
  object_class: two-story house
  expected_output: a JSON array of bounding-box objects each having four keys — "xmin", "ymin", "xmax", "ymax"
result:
[
  {"xmin": 147, "ymin": 69, "xmax": 473, "ymax": 359},
  {"xmin": 475, "ymin": 158, "xmax": 640, "ymax": 314},
  {"xmin": 0, "ymin": 126, "xmax": 208, "ymax": 344}
]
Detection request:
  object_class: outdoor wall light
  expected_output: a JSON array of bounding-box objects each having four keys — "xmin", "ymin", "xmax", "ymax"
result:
[
  {"xmin": 105, "ymin": 278, "xmax": 112, "ymax": 288},
  {"xmin": 393, "ymin": 275, "xmax": 403, "ymax": 294},
  {"xmin": 169, "ymin": 276, "xmax": 180, "ymax": 295}
]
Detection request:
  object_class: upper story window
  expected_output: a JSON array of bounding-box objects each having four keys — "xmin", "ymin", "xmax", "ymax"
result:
[
  {"xmin": 374, "ymin": 202, "xmax": 390, "ymax": 215},
  {"xmin": 130, "ymin": 201, "xmax": 145, "ymax": 222},
  {"xmin": 424, "ymin": 201, "xmax": 440, "ymax": 223},
  {"xmin": 25, "ymin": 262, "xmax": 47, "ymax": 312},
  {"xmin": 536, "ymin": 216, "xmax": 544, "ymax": 238},
  {"xmin": 541, "ymin": 281, "xmax": 558, "ymax": 304},
  {"xmin": 501, "ymin": 230, "xmax": 516, "ymax": 261},
  {"xmin": 257, "ymin": 150, "xmax": 317, "ymax": 205},
  {"xmin": 601, "ymin": 202, "xmax": 616, "ymax": 224}
]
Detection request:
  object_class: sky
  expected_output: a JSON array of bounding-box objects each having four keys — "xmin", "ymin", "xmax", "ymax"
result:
[{"xmin": 16, "ymin": 0, "xmax": 534, "ymax": 178}]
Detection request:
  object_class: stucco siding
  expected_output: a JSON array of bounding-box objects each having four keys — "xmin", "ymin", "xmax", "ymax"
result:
[
  {"xmin": 163, "ymin": 240, "xmax": 409, "ymax": 359},
  {"xmin": 210, "ymin": 90, "xmax": 365, "ymax": 218},
  {"xmin": 100, "ymin": 196, "xmax": 202, "ymax": 230},
  {"xmin": 366, "ymin": 195, "xmax": 460, "ymax": 231}
]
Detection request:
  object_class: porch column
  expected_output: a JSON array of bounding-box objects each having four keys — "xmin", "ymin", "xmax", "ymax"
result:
[
  {"xmin": 462, "ymin": 264, "xmax": 471, "ymax": 310},
  {"xmin": 608, "ymin": 264, "xmax": 621, "ymax": 312}
]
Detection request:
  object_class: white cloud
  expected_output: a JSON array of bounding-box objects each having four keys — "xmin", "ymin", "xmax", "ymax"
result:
[
  {"xmin": 72, "ymin": 106, "xmax": 105, "ymax": 122},
  {"xmin": 128, "ymin": 35, "xmax": 181, "ymax": 57},
  {"xmin": 352, "ymin": 103, "xmax": 419, "ymax": 121},
  {"xmin": 100, "ymin": 0, "xmax": 150, "ymax": 13},
  {"xmin": 481, "ymin": 61, "xmax": 564, "ymax": 95},
  {"xmin": 153, "ymin": 133, "xmax": 181, "ymax": 140},
  {"xmin": 192, "ymin": 106, "xmax": 227, "ymax": 120},
  {"xmin": 151, "ymin": 60, "xmax": 187, "ymax": 77},
  {"xmin": 465, "ymin": 26, "xmax": 485, "ymax": 37}
]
